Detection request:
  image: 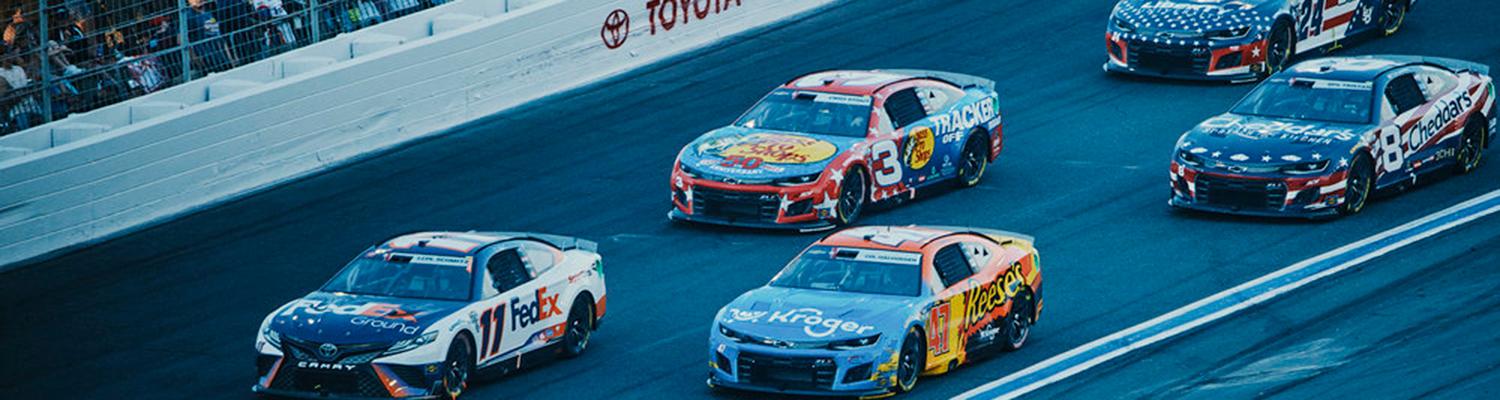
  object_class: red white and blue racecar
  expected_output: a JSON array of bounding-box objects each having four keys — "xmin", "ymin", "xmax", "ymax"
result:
[
  {"xmin": 669, "ymin": 70, "xmax": 1005, "ymax": 232},
  {"xmin": 1171, "ymin": 56, "xmax": 1495, "ymax": 218},
  {"xmin": 1106, "ymin": 0, "xmax": 1417, "ymax": 81}
]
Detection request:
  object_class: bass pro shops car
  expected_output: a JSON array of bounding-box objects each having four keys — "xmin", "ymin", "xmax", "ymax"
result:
[
  {"xmin": 252, "ymin": 232, "xmax": 606, "ymax": 399},
  {"xmin": 708, "ymin": 226, "xmax": 1043, "ymax": 397},
  {"xmin": 670, "ymin": 70, "xmax": 1005, "ymax": 232}
]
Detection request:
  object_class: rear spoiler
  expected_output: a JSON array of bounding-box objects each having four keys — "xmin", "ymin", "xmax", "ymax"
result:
[
  {"xmin": 878, "ymin": 69, "xmax": 996, "ymax": 91},
  {"xmin": 911, "ymin": 225, "xmax": 1035, "ymax": 246},
  {"xmin": 1420, "ymin": 57, "xmax": 1490, "ymax": 76},
  {"xmin": 476, "ymin": 231, "xmax": 598, "ymax": 252}
]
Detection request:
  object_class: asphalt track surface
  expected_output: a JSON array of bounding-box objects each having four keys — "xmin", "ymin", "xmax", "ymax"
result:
[{"xmin": 2, "ymin": 1, "xmax": 1498, "ymax": 399}]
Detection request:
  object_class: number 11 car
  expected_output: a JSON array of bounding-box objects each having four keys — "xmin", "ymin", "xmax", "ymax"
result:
[
  {"xmin": 1171, "ymin": 56, "xmax": 1495, "ymax": 218},
  {"xmin": 708, "ymin": 226, "xmax": 1043, "ymax": 397},
  {"xmin": 253, "ymin": 232, "xmax": 606, "ymax": 399},
  {"xmin": 670, "ymin": 70, "xmax": 1005, "ymax": 232}
]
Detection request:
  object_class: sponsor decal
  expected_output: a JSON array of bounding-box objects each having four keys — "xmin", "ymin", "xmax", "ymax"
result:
[
  {"xmin": 928, "ymin": 303, "xmax": 951, "ymax": 356},
  {"xmin": 600, "ymin": 9, "xmax": 630, "ymax": 49},
  {"xmin": 350, "ymin": 316, "xmax": 421, "ymax": 335},
  {"xmin": 960, "ymin": 264, "xmax": 1026, "ymax": 338},
  {"xmin": 904, "ymin": 127, "xmax": 936, "ymax": 169},
  {"xmin": 1379, "ymin": 91, "xmax": 1475, "ymax": 173},
  {"xmin": 282, "ymin": 300, "xmax": 419, "ymax": 322},
  {"xmin": 1202, "ymin": 116, "xmax": 1359, "ymax": 144},
  {"xmin": 645, "ymin": 0, "xmax": 742, "ymax": 35},
  {"xmin": 297, "ymin": 361, "xmax": 357, "ymax": 371},
  {"xmin": 726, "ymin": 308, "xmax": 768, "ymax": 323},
  {"xmin": 764, "ymin": 307, "xmax": 877, "ymax": 338},
  {"xmin": 698, "ymin": 133, "xmax": 838, "ymax": 165},
  {"xmin": 932, "ymin": 98, "xmax": 998, "ymax": 141},
  {"xmin": 511, "ymin": 287, "xmax": 563, "ymax": 331},
  {"xmin": 1137, "ymin": 1, "xmax": 1225, "ymax": 14},
  {"xmin": 834, "ymin": 248, "xmax": 923, "ymax": 266}
]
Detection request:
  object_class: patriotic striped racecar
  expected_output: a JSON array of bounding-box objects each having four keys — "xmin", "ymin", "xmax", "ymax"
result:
[
  {"xmin": 1105, "ymin": 0, "xmax": 1417, "ymax": 81},
  {"xmin": 707, "ymin": 226, "xmax": 1042, "ymax": 397},
  {"xmin": 252, "ymin": 232, "xmax": 606, "ymax": 399},
  {"xmin": 1170, "ymin": 56, "xmax": 1496, "ymax": 218},
  {"xmin": 669, "ymin": 69, "xmax": 1004, "ymax": 232}
]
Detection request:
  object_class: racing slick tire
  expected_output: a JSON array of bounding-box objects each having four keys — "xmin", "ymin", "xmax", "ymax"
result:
[
  {"xmin": 1261, "ymin": 20, "xmax": 1295, "ymax": 79},
  {"xmin": 1339, "ymin": 154, "xmax": 1376, "ymax": 216},
  {"xmin": 834, "ymin": 168, "xmax": 868, "ymax": 226},
  {"xmin": 1381, "ymin": 0, "xmax": 1409, "ymax": 36},
  {"xmin": 895, "ymin": 328, "xmax": 925, "ymax": 393},
  {"xmin": 562, "ymin": 297, "xmax": 594, "ymax": 358},
  {"xmin": 955, "ymin": 132, "xmax": 989, "ymax": 188},
  {"xmin": 442, "ymin": 335, "xmax": 474, "ymax": 399},
  {"xmin": 1001, "ymin": 287, "xmax": 1035, "ymax": 352},
  {"xmin": 1455, "ymin": 118, "xmax": 1487, "ymax": 175}
]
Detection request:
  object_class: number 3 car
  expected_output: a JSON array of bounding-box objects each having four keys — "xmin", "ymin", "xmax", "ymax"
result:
[
  {"xmin": 252, "ymin": 232, "xmax": 606, "ymax": 399},
  {"xmin": 1171, "ymin": 56, "xmax": 1496, "ymax": 218},
  {"xmin": 669, "ymin": 70, "xmax": 1005, "ymax": 232},
  {"xmin": 1105, "ymin": 0, "xmax": 1417, "ymax": 81},
  {"xmin": 707, "ymin": 226, "xmax": 1043, "ymax": 397}
]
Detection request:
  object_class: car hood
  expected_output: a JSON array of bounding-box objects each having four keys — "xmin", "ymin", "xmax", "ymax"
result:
[
  {"xmin": 268, "ymin": 292, "xmax": 466, "ymax": 344},
  {"xmin": 1178, "ymin": 113, "xmax": 1373, "ymax": 168},
  {"xmin": 717, "ymin": 286, "xmax": 920, "ymax": 342},
  {"xmin": 1113, "ymin": 0, "xmax": 1273, "ymax": 35},
  {"xmin": 679, "ymin": 126, "xmax": 861, "ymax": 183}
]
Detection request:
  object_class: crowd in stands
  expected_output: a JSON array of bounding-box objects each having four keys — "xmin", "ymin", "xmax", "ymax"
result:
[{"xmin": 0, "ymin": 0, "xmax": 447, "ymax": 136}]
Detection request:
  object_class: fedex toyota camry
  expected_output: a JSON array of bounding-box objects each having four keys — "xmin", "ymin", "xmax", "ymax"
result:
[
  {"xmin": 1171, "ymin": 56, "xmax": 1496, "ymax": 218},
  {"xmin": 252, "ymin": 232, "xmax": 606, "ymax": 399},
  {"xmin": 670, "ymin": 70, "xmax": 1004, "ymax": 232},
  {"xmin": 708, "ymin": 226, "xmax": 1043, "ymax": 397},
  {"xmin": 1106, "ymin": 0, "xmax": 1416, "ymax": 81}
]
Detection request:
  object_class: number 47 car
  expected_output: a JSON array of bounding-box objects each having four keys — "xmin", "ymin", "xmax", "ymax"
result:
[
  {"xmin": 1171, "ymin": 56, "xmax": 1495, "ymax": 218},
  {"xmin": 708, "ymin": 226, "xmax": 1043, "ymax": 397},
  {"xmin": 252, "ymin": 232, "xmax": 606, "ymax": 399}
]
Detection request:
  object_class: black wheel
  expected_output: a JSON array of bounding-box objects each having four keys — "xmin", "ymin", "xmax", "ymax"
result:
[
  {"xmin": 1001, "ymin": 288, "xmax": 1034, "ymax": 352},
  {"xmin": 835, "ymin": 169, "xmax": 867, "ymax": 225},
  {"xmin": 955, "ymin": 133, "xmax": 988, "ymax": 188},
  {"xmin": 441, "ymin": 337, "xmax": 473, "ymax": 400},
  {"xmin": 1262, "ymin": 22, "xmax": 1294, "ymax": 78},
  {"xmin": 1381, "ymin": 0, "xmax": 1408, "ymax": 36},
  {"xmin": 1455, "ymin": 119, "xmax": 1487, "ymax": 174},
  {"xmin": 562, "ymin": 298, "xmax": 593, "ymax": 358},
  {"xmin": 1340, "ymin": 155, "xmax": 1375, "ymax": 216},
  {"xmin": 894, "ymin": 328, "xmax": 924, "ymax": 393}
]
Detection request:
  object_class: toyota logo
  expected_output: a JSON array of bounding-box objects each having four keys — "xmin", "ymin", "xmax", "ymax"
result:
[
  {"xmin": 318, "ymin": 343, "xmax": 339, "ymax": 360},
  {"xmin": 600, "ymin": 9, "xmax": 630, "ymax": 49}
]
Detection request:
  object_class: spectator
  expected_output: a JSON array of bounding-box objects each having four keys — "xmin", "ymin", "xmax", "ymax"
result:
[
  {"xmin": 220, "ymin": 0, "xmax": 257, "ymax": 64},
  {"xmin": 187, "ymin": 0, "xmax": 236, "ymax": 75},
  {"xmin": 252, "ymin": 0, "xmax": 297, "ymax": 54}
]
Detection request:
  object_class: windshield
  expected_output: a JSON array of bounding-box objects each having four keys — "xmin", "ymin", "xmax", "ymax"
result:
[
  {"xmin": 736, "ymin": 90, "xmax": 872, "ymax": 138},
  {"xmin": 770, "ymin": 246, "xmax": 922, "ymax": 297},
  {"xmin": 1231, "ymin": 77, "xmax": 1373, "ymax": 124},
  {"xmin": 322, "ymin": 255, "xmax": 473, "ymax": 301}
]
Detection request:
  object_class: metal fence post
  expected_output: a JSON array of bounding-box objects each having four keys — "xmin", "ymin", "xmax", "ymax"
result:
[
  {"xmin": 37, "ymin": 0, "xmax": 52, "ymax": 123},
  {"xmin": 179, "ymin": 0, "xmax": 192, "ymax": 82},
  {"xmin": 310, "ymin": 0, "xmax": 322, "ymax": 43}
]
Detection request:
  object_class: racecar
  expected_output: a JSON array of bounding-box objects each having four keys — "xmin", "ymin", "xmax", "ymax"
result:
[
  {"xmin": 707, "ymin": 225, "xmax": 1043, "ymax": 397},
  {"xmin": 252, "ymin": 232, "xmax": 606, "ymax": 399},
  {"xmin": 1105, "ymin": 0, "xmax": 1418, "ymax": 81},
  {"xmin": 669, "ymin": 70, "xmax": 1004, "ymax": 232},
  {"xmin": 1170, "ymin": 56, "xmax": 1496, "ymax": 218}
]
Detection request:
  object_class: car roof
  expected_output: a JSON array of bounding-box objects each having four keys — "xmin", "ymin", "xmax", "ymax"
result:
[
  {"xmin": 376, "ymin": 232, "xmax": 514, "ymax": 257},
  {"xmin": 816, "ymin": 226, "xmax": 968, "ymax": 252},
  {"xmin": 781, "ymin": 70, "xmax": 922, "ymax": 96},
  {"xmin": 1281, "ymin": 55, "xmax": 1465, "ymax": 82}
]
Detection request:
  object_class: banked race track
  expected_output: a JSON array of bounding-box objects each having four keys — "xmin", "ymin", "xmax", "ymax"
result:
[{"xmin": 4, "ymin": 0, "xmax": 1500, "ymax": 399}]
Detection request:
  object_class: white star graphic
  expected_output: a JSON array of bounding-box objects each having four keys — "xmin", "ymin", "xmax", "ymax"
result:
[
  {"xmin": 829, "ymin": 167, "xmax": 844, "ymax": 187},
  {"xmin": 684, "ymin": 187, "xmax": 693, "ymax": 204},
  {"xmin": 1312, "ymin": 153, "xmax": 1322, "ymax": 160},
  {"xmin": 1339, "ymin": 158, "xmax": 1350, "ymax": 167},
  {"xmin": 778, "ymin": 195, "xmax": 793, "ymax": 212},
  {"xmin": 1212, "ymin": 151, "xmax": 1223, "ymax": 158},
  {"xmin": 1262, "ymin": 155, "xmax": 1273, "ymax": 162},
  {"xmin": 1251, "ymin": 46, "xmax": 1261, "ymax": 58}
]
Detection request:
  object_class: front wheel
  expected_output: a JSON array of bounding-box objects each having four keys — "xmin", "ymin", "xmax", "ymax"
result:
[
  {"xmin": 1455, "ymin": 120, "xmax": 1487, "ymax": 174},
  {"xmin": 562, "ymin": 298, "xmax": 593, "ymax": 358},
  {"xmin": 441, "ymin": 338, "xmax": 473, "ymax": 400},
  {"xmin": 1261, "ymin": 22, "xmax": 1294, "ymax": 79},
  {"xmin": 955, "ymin": 134, "xmax": 988, "ymax": 188},
  {"xmin": 1340, "ymin": 155, "xmax": 1375, "ymax": 216},
  {"xmin": 835, "ymin": 169, "xmax": 867, "ymax": 225},
  {"xmin": 1382, "ymin": 0, "xmax": 1408, "ymax": 36},
  {"xmin": 894, "ymin": 329, "xmax": 924, "ymax": 393}
]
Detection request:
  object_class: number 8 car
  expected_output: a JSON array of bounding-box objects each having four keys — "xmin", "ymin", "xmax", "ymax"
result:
[
  {"xmin": 252, "ymin": 232, "xmax": 606, "ymax": 399},
  {"xmin": 1170, "ymin": 56, "xmax": 1495, "ymax": 218},
  {"xmin": 669, "ymin": 70, "xmax": 1005, "ymax": 232},
  {"xmin": 708, "ymin": 226, "xmax": 1043, "ymax": 397}
]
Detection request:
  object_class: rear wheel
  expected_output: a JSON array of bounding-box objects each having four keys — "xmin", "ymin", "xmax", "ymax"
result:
[
  {"xmin": 441, "ymin": 337, "xmax": 473, "ymax": 399},
  {"xmin": 1002, "ymin": 288, "xmax": 1034, "ymax": 352},
  {"xmin": 835, "ymin": 169, "xmax": 867, "ymax": 225},
  {"xmin": 1262, "ymin": 22, "xmax": 1294, "ymax": 78},
  {"xmin": 894, "ymin": 328, "xmax": 924, "ymax": 393},
  {"xmin": 1382, "ymin": 0, "xmax": 1408, "ymax": 36},
  {"xmin": 1340, "ymin": 155, "xmax": 1375, "ymax": 216},
  {"xmin": 562, "ymin": 298, "xmax": 593, "ymax": 358},
  {"xmin": 1455, "ymin": 119, "xmax": 1486, "ymax": 174},
  {"xmin": 955, "ymin": 134, "xmax": 989, "ymax": 188}
]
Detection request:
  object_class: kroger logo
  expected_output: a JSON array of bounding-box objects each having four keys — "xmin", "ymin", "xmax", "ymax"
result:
[{"xmin": 765, "ymin": 308, "xmax": 877, "ymax": 338}]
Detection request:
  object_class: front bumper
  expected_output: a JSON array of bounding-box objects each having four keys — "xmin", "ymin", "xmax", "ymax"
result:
[
  {"xmin": 254, "ymin": 353, "xmax": 446, "ymax": 399},
  {"xmin": 708, "ymin": 334, "xmax": 898, "ymax": 398},
  {"xmin": 669, "ymin": 166, "xmax": 840, "ymax": 232},
  {"xmin": 1169, "ymin": 162, "xmax": 1347, "ymax": 218},
  {"xmin": 1104, "ymin": 31, "xmax": 1267, "ymax": 82}
]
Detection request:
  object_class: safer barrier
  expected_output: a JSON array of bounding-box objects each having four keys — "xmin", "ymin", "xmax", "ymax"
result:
[{"xmin": 0, "ymin": 0, "xmax": 835, "ymax": 270}]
